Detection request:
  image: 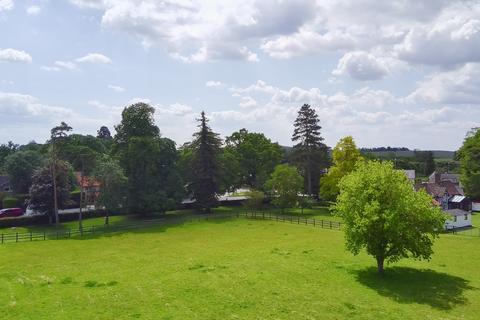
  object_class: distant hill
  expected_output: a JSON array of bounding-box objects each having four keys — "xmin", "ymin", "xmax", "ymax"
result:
[
  {"xmin": 362, "ymin": 150, "xmax": 455, "ymax": 160},
  {"xmin": 281, "ymin": 146, "xmax": 455, "ymax": 160}
]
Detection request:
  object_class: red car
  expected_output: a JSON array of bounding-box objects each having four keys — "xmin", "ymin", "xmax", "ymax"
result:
[{"xmin": 0, "ymin": 208, "xmax": 24, "ymax": 218}]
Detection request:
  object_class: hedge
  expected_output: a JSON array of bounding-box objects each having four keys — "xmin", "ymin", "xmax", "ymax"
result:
[{"xmin": 2, "ymin": 197, "xmax": 18, "ymax": 209}]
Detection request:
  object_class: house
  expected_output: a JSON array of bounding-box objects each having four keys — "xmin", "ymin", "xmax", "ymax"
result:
[
  {"xmin": 74, "ymin": 172, "xmax": 101, "ymax": 206},
  {"xmin": 429, "ymin": 171, "xmax": 461, "ymax": 185},
  {"xmin": 0, "ymin": 175, "xmax": 12, "ymax": 192},
  {"xmin": 448, "ymin": 195, "xmax": 471, "ymax": 211},
  {"xmin": 415, "ymin": 172, "xmax": 465, "ymax": 210},
  {"xmin": 444, "ymin": 209, "xmax": 472, "ymax": 229},
  {"xmin": 403, "ymin": 170, "xmax": 416, "ymax": 183}
]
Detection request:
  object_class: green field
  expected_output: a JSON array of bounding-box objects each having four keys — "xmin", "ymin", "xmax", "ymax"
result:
[{"xmin": 1, "ymin": 217, "xmax": 479, "ymax": 319}]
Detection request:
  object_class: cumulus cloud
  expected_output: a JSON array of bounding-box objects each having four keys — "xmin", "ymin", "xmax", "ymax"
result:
[
  {"xmin": 407, "ymin": 63, "xmax": 480, "ymax": 105},
  {"xmin": 76, "ymin": 53, "xmax": 112, "ymax": 64},
  {"xmin": 332, "ymin": 51, "xmax": 389, "ymax": 81},
  {"xmin": 0, "ymin": 48, "xmax": 32, "ymax": 63},
  {"xmin": 395, "ymin": 4, "xmax": 480, "ymax": 66},
  {"xmin": 0, "ymin": 92, "xmax": 73, "ymax": 118},
  {"xmin": 0, "ymin": 0, "xmax": 13, "ymax": 11}
]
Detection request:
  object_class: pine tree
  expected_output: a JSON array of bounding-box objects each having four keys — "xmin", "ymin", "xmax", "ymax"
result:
[
  {"xmin": 191, "ymin": 111, "xmax": 222, "ymax": 213},
  {"xmin": 291, "ymin": 104, "xmax": 328, "ymax": 196}
]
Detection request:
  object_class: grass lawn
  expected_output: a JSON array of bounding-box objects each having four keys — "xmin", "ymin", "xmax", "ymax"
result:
[
  {"xmin": 0, "ymin": 206, "xmax": 338, "ymax": 236},
  {"xmin": 1, "ymin": 218, "xmax": 479, "ymax": 319}
]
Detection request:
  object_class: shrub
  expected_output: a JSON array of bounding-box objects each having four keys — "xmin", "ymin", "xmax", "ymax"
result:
[
  {"xmin": 2, "ymin": 197, "xmax": 18, "ymax": 209},
  {"xmin": 243, "ymin": 190, "xmax": 265, "ymax": 211}
]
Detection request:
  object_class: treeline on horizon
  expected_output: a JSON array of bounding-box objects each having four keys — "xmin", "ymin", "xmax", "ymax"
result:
[{"xmin": 0, "ymin": 102, "xmax": 478, "ymax": 225}]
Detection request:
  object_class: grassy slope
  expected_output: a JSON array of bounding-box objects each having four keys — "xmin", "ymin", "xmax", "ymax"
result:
[{"xmin": 0, "ymin": 219, "xmax": 479, "ymax": 320}]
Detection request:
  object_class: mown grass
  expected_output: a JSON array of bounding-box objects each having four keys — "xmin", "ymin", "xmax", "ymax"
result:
[
  {"xmin": 0, "ymin": 206, "xmax": 337, "ymax": 235},
  {"xmin": 0, "ymin": 218, "xmax": 479, "ymax": 319}
]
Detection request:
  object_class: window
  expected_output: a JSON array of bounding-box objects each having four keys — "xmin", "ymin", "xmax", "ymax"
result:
[
  {"xmin": 464, "ymin": 214, "xmax": 468, "ymax": 220},
  {"xmin": 454, "ymin": 216, "xmax": 457, "ymax": 222}
]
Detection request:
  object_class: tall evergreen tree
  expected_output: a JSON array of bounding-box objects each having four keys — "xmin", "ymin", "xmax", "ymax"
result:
[
  {"xmin": 191, "ymin": 111, "xmax": 222, "ymax": 213},
  {"xmin": 291, "ymin": 104, "xmax": 328, "ymax": 196}
]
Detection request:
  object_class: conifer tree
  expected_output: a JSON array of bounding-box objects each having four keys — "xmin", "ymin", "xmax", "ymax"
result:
[
  {"xmin": 291, "ymin": 104, "xmax": 328, "ymax": 196},
  {"xmin": 191, "ymin": 111, "xmax": 222, "ymax": 212}
]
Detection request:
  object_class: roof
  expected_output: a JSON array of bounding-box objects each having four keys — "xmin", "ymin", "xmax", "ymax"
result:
[
  {"xmin": 440, "ymin": 181, "xmax": 464, "ymax": 196},
  {"xmin": 444, "ymin": 209, "xmax": 470, "ymax": 217},
  {"xmin": 450, "ymin": 195, "xmax": 466, "ymax": 203},
  {"xmin": 415, "ymin": 182, "xmax": 446, "ymax": 198},
  {"xmin": 403, "ymin": 170, "xmax": 416, "ymax": 180},
  {"xmin": 74, "ymin": 172, "xmax": 100, "ymax": 188}
]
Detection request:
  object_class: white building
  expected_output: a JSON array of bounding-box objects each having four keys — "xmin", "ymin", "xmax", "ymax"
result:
[
  {"xmin": 472, "ymin": 201, "xmax": 480, "ymax": 212},
  {"xmin": 444, "ymin": 209, "xmax": 472, "ymax": 229}
]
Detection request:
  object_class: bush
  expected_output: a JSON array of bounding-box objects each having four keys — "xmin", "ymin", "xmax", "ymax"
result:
[
  {"xmin": 2, "ymin": 197, "xmax": 18, "ymax": 209},
  {"xmin": 243, "ymin": 190, "xmax": 265, "ymax": 211}
]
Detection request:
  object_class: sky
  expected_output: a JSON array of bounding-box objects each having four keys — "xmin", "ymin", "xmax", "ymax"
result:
[{"xmin": 1, "ymin": 0, "xmax": 480, "ymax": 150}]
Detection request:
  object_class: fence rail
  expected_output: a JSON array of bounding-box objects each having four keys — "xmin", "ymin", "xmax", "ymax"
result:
[
  {"xmin": 0, "ymin": 212, "xmax": 342, "ymax": 244},
  {"xmin": 1, "ymin": 211, "xmax": 476, "ymax": 244}
]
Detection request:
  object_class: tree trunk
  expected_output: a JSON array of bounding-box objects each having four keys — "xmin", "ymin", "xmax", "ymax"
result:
[
  {"xmin": 52, "ymin": 157, "xmax": 59, "ymax": 227},
  {"xmin": 79, "ymin": 166, "xmax": 84, "ymax": 234},
  {"xmin": 376, "ymin": 256, "xmax": 385, "ymax": 275},
  {"xmin": 105, "ymin": 209, "xmax": 109, "ymax": 225}
]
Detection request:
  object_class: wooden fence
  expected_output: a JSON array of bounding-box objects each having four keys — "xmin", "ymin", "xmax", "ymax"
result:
[{"xmin": 0, "ymin": 211, "xmax": 342, "ymax": 244}]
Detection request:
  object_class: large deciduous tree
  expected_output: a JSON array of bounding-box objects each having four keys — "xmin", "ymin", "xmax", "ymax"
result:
[
  {"xmin": 113, "ymin": 103, "xmax": 183, "ymax": 215},
  {"xmin": 190, "ymin": 111, "xmax": 222, "ymax": 213},
  {"xmin": 291, "ymin": 104, "xmax": 328, "ymax": 197},
  {"xmin": 334, "ymin": 161, "xmax": 445, "ymax": 274},
  {"xmin": 93, "ymin": 155, "xmax": 128, "ymax": 225},
  {"xmin": 29, "ymin": 161, "xmax": 72, "ymax": 224},
  {"xmin": 225, "ymin": 128, "xmax": 283, "ymax": 190},
  {"xmin": 458, "ymin": 128, "xmax": 480, "ymax": 199},
  {"xmin": 265, "ymin": 164, "xmax": 303, "ymax": 212},
  {"xmin": 320, "ymin": 136, "xmax": 363, "ymax": 201},
  {"xmin": 4, "ymin": 150, "xmax": 45, "ymax": 193}
]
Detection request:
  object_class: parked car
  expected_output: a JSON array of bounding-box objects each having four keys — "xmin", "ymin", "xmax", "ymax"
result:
[{"xmin": 0, "ymin": 208, "xmax": 24, "ymax": 218}]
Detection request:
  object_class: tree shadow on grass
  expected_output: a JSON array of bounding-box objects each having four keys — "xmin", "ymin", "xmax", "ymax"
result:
[{"xmin": 353, "ymin": 266, "xmax": 475, "ymax": 310}]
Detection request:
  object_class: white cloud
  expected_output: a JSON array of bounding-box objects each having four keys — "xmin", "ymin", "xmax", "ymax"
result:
[
  {"xmin": 0, "ymin": 0, "xmax": 13, "ymax": 11},
  {"xmin": 26, "ymin": 5, "xmax": 41, "ymax": 15},
  {"xmin": 108, "ymin": 84, "xmax": 125, "ymax": 92},
  {"xmin": 54, "ymin": 60, "xmax": 77, "ymax": 70},
  {"xmin": 395, "ymin": 4, "xmax": 480, "ymax": 66},
  {"xmin": 239, "ymin": 96, "xmax": 258, "ymax": 108},
  {"xmin": 332, "ymin": 51, "xmax": 389, "ymax": 81},
  {"xmin": 0, "ymin": 92, "xmax": 73, "ymax": 118},
  {"xmin": 407, "ymin": 63, "xmax": 480, "ymax": 105},
  {"xmin": 205, "ymin": 81, "xmax": 224, "ymax": 88},
  {"xmin": 76, "ymin": 53, "xmax": 112, "ymax": 64},
  {"xmin": 0, "ymin": 48, "xmax": 32, "ymax": 63}
]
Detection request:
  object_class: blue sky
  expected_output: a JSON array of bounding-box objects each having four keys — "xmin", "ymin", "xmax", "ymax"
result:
[{"xmin": 1, "ymin": 0, "xmax": 480, "ymax": 150}]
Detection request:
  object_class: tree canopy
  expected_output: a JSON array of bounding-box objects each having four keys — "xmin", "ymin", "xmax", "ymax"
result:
[
  {"xmin": 320, "ymin": 136, "xmax": 363, "ymax": 201},
  {"xmin": 291, "ymin": 104, "xmax": 329, "ymax": 196},
  {"xmin": 334, "ymin": 161, "xmax": 446, "ymax": 274},
  {"xmin": 265, "ymin": 164, "xmax": 303, "ymax": 211},
  {"xmin": 4, "ymin": 150, "xmax": 45, "ymax": 194},
  {"xmin": 225, "ymin": 128, "xmax": 283, "ymax": 190},
  {"xmin": 190, "ymin": 111, "xmax": 222, "ymax": 212},
  {"xmin": 458, "ymin": 128, "xmax": 480, "ymax": 199}
]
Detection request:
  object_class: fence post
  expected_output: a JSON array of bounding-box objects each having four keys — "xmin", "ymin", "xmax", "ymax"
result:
[
  {"xmin": 16, "ymin": 233, "xmax": 18, "ymax": 242},
  {"xmin": 43, "ymin": 232, "xmax": 46, "ymax": 240},
  {"xmin": 298, "ymin": 217, "xmax": 300, "ymax": 224},
  {"xmin": 330, "ymin": 221, "xmax": 332, "ymax": 229},
  {"xmin": 30, "ymin": 232, "xmax": 32, "ymax": 241},
  {"xmin": 56, "ymin": 232, "xmax": 58, "ymax": 240},
  {"xmin": 92, "ymin": 225, "xmax": 95, "ymax": 234},
  {"xmin": 313, "ymin": 219, "xmax": 315, "ymax": 227},
  {"xmin": 1, "ymin": 233, "xmax": 3, "ymax": 244}
]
